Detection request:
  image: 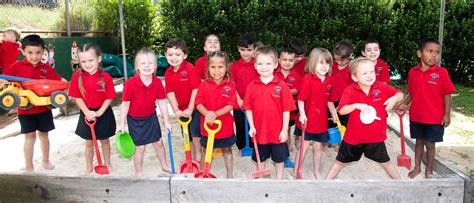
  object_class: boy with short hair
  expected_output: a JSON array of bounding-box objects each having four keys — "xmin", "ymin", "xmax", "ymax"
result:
[
  {"xmin": 325, "ymin": 57, "xmax": 403, "ymax": 180},
  {"xmin": 288, "ymin": 39, "xmax": 307, "ymax": 78},
  {"xmin": 0, "ymin": 27, "xmax": 21, "ymax": 73},
  {"xmin": 361, "ymin": 39, "xmax": 390, "ymax": 84},
  {"xmin": 402, "ymin": 37, "xmax": 455, "ymax": 179},
  {"xmin": 164, "ymin": 38, "xmax": 202, "ymax": 161},
  {"xmin": 230, "ymin": 35, "xmax": 259, "ymax": 153},
  {"xmin": 243, "ymin": 46, "xmax": 296, "ymax": 179},
  {"xmin": 2, "ymin": 34, "xmax": 61, "ymax": 172}
]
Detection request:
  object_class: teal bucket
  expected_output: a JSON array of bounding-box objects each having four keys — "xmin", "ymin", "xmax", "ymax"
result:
[{"xmin": 328, "ymin": 127, "xmax": 341, "ymax": 144}]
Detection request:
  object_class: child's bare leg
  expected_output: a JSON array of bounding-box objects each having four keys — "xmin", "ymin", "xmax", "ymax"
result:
[
  {"xmin": 152, "ymin": 140, "xmax": 171, "ymax": 173},
  {"xmin": 223, "ymin": 147, "xmax": 233, "ymax": 178},
  {"xmin": 381, "ymin": 161, "xmax": 401, "ymax": 179},
  {"xmin": 312, "ymin": 142, "xmax": 323, "ymax": 179},
  {"xmin": 275, "ymin": 162, "xmax": 284, "ymax": 179},
  {"xmin": 133, "ymin": 145, "xmax": 146, "ymax": 177},
  {"xmin": 424, "ymin": 141, "xmax": 436, "ymax": 178},
  {"xmin": 38, "ymin": 131, "xmax": 54, "ymax": 170},
  {"xmin": 100, "ymin": 139, "xmax": 113, "ymax": 170},
  {"xmin": 408, "ymin": 139, "xmax": 424, "ymax": 178},
  {"xmin": 85, "ymin": 140, "xmax": 94, "ymax": 175},
  {"xmin": 200, "ymin": 147, "xmax": 205, "ymax": 171},
  {"xmin": 293, "ymin": 141, "xmax": 309, "ymax": 176},
  {"xmin": 24, "ymin": 132, "xmax": 36, "ymax": 172},
  {"xmin": 325, "ymin": 160, "xmax": 345, "ymax": 179},
  {"xmin": 287, "ymin": 128, "xmax": 292, "ymax": 153},
  {"xmin": 192, "ymin": 137, "xmax": 202, "ymax": 162}
]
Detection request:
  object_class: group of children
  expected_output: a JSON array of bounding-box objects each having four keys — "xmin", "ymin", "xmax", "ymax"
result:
[{"xmin": 0, "ymin": 31, "xmax": 455, "ymax": 180}]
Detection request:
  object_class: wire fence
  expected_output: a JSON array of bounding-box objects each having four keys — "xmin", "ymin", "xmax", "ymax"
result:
[{"xmin": 0, "ymin": 0, "xmax": 108, "ymax": 35}]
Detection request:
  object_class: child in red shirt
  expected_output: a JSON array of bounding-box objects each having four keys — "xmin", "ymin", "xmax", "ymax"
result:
[
  {"xmin": 275, "ymin": 47, "xmax": 300, "ymax": 168},
  {"xmin": 164, "ymin": 38, "xmax": 202, "ymax": 161},
  {"xmin": 195, "ymin": 51, "xmax": 238, "ymax": 178},
  {"xmin": 361, "ymin": 39, "xmax": 390, "ymax": 84},
  {"xmin": 402, "ymin": 37, "xmax": 456, "ymax": 179},
  {"xmin": 243, "ymin": 46, "xmax": 296, "ymax": 179},
  {"xmin": 288, "ymin": 39, "xmax": 307, "ymax": 78},
  {"xmin": 119, "ymin": 48, "xmax": 172, "ymax": 176},
  {"xmin": 1, "ymin": 35, "xmax": 61, "ymax": 172},
  {"xmin": 326, "ymin": 57, "xmax": 403, "ymax": 180},
  {"xmin": 293, "ymin": 48, "xmax": 338, "ymax": 179},
  {"xmin": 68, "ymin": 43, "xmax": 116, "ymax": 175},
  {"xmin": 230, "ymin": 35, "xmax": 258, "ymax": 152},
  {"xmin": 194, "ymin": 34, "xmax": 221, "ymax": 80},
  {"xmin": 0, "ymin": 28, "xmax": 21, "ymax": 73}
]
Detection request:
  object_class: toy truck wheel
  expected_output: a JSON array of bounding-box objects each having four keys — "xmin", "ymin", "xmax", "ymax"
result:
[
  {"xmin": 20, "ymin": 101, "xmax": 33, "ymax": 110},
  {"xmin": 0, "ymin": 92, "xmax": 21, "ymax": 110},
  {"xmin": 51, "ymin": 91, "xmax": 68, "ymax": 108}
]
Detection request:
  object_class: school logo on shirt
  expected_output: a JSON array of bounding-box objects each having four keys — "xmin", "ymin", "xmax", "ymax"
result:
[
  {"xmin": 272, "ymin": 86, "xmax": 282, "ymax": 98},
  {"xmin": 97, "ymin": 81, "xmax": 105, "ymax": 92},
  {"xmin": 180, "ymin": 71, "xmax": 188, "ymax": 81},
  {"xmin": 377, "ymin": 67, "xmax": 382, "ymax": 74},
  {"xmin": 222, "ymin": 86, "xmax": 231, "ymax": 97},
  {"xmin": 39, "ymin": 69, "xmax": 47, "ymax": 79},
  {"xmin": 287, "ymin": 77, "xmax": 295, "ymax": 86},
  {"xmin": 372, "ymin": 89, "xmax": 381, "ymax": 101},
  {"xmin": 428, "ymin": 73, "xmax": 440, "ymax": 85}
]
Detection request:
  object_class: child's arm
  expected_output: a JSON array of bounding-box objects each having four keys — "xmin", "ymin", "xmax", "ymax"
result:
[
  {"xmin": 183, "ymin": 89, "xmax": 198, "ymax": 117},
  {"xmin": 245, "ymin": 110, "xmax": 256, "ymax": 137},
  {"xmin": 157, "ymin": 99, "xmax": 172, "ymax": 131},
  {"xmin": 399, "ymin": 94, "xmax": 412, "ymax": 108},
  {"xmin": 339, "ymin": 103, "xmax": 371, "ymax": 115},
  {"xmin": 236, "ymin": 93, "xmax": 244, "ymax": 108},
  {"xmin": 94, "ymin": 99, "xmax": 113, "ymax": 117},
  {"xmin": 279, "ymin": 111, "xmax": 290, "ymax": 143},
  {"xmin": 327, "ymin": 102, "xmax": 338, "ymax": 123},
  {"xmin": 166, "ymin": 92, "xmax": 182, "ymax": 118},
  {"xmin": 384, "ymin": 92, "xmax": 404, "ymax": 111},
  {"xmin": 442, "ymin": 94, "xmax": 452, "ymax": 127},
  {"xmin": 297, "ymin": 100, "xmax": 307, "ymax": 125},
  {"xmin": 74, "ymin": 98, "xmax": 94, "ymax": 121},
  {"xmin": 118, "ymin": 101, "xmax": 130, "ymax": 132}
]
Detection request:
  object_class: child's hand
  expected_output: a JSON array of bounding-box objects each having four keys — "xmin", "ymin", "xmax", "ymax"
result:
[
  {"xmin": 248, "ymin": 127, "xmax": 256, "ymax": 138},
  {"xmin": 174, "ymin": 110, "xmax": 183, "ymax": 118},
  {"xmin": 441, "ymin": 114, "xmax": 451, "ymax": 127},
  {"xmin": 237, "ymin": 98, "xmax": 244, "ymax": 108},
  {"xmin": 117, "ymin": 124, "xmax": 124, "ymax": 132},
  {"xmin": 183, "ymin": 108, "xmax": 193, "ymax": 118},
  {"xmin": 94, "ymin": 111, "xmax": 103, "ymax": 118},
  {"xmin": 353, "ymin": 103, "xmax": 370, "ymax": 114},
  {"xmin": 384, "ymin": 96, "xmax": 398, "ymax": 111},
  {"xmin": 279, "ymin": 129, "xmax": 288, "ymax": 143},
  {"xmin": 330, "ymin": 114, "xmax": 339, "ymax": 124},
  {"xmin": 299, "ymin": 114, "xmax": 307, "ymax": 125},
  {"xmin": 164, "ymin": 120, "xmax": 172, "ymax": 132},
  {"xmin": 85, "ymin": 110, "xmax": 96, "ymax": 121},
  {"xmin": 205, "ymin": 111, "xmax": 217, "ymax": 125}
]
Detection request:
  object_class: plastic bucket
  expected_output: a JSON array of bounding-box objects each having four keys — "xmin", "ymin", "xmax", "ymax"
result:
[
  {"xmin": 327, "ymin": 127, "xmax": 341, "ymax": 144},
  {"xmin": 116, "ymin": 131, "xmax": 135, "ymax": 158}
]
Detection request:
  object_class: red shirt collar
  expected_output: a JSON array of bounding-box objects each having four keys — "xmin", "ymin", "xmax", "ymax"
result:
[
  {"xmin": 133, "ymin": 74, "xmax": 158, "ymax": 87},
  {"xmin": 255, "ymin": 75, "xmax": 280, "ymax": 84},
  {"xmin": 206, "ymin": 76, "xmax": 231, "ymax": 85},
  {"xmin": 415, "ymin": 63, "xmax": 439, "ymax": 71},
  {"xmin": 21, "ymin": 57, "xmax": 45, "ymax": 67},
  {"xmin": 238, "ymin": 58, "xmax": 254, "ymax": 65},
  {"xmin": 352, "ymin": 81, "xmax": 379, "ymax": 91}
]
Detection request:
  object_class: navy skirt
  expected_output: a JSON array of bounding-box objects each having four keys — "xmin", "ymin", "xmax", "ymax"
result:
[
  {"xmin": 76, "ymin": 107, "xmax": 116, "ymax": 140},
  {"xmin": 200, "ymin": 135, "xmax": 236, "ymax": 148},
  {"xmin": 127, "ymin": 113, "xmax": 162, "ymax": 146}
]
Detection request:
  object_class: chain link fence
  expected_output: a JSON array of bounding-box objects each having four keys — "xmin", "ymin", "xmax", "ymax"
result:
[{"xmin": 0, "ymin": 0, "xmax": 108, "ymax": 35}]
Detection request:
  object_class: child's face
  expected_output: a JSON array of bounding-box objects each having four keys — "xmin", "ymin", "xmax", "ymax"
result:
[
  {"xmin": 208, "ymin": 56, "xmax": 227, "ymax": 83},
  {"xmin": 78, "ymin": 49, "xmax": 101, "ymax": 75},
  {"xmin": 21, "ymin": 45, "xmax": 44, "ymax": 66},
  {"xmin": 362, "ymin": 43, "xmax": 380, "ymax": 62},
  {"xmin": 238, "ymin": 45, "xmax": 256, "ymax": 62},
  {"xmin": 278, "ymin": 52, "xmax": 296, "ymax": 71},
  {"xmin": 333, "ymin": 54, "xmax": 351, "ymax": 68},
  {"xmin": 295, "ymin": 54, "xmax": 305, "ymax": 63},
  {"xmin": 417, "ymin": 42, "xmax": 440, "ymax": 67},
  {"xmin": 204, "ymin": 35, "xmax": 220, "ymax": 54},
  {"xmin": 2, "ymin": 31, "xmax": 16, "ymax": 42},
  {"xmin": 352, "ymin": 61, "xmax": 376, "ymax": 87},
  {"xmin": 136, "ymin": 53, "xmax": 157, "ymax": 76},
  {"xmin": 255, "ymin": 54, "xmax": 277, "ymax": 78},
  {"xmin": 165, "ymin": 47, "xmax": 187, "ymax": 69},
  {"xmin": 314, "ymin": 58, "xmax": 330, "ymax": 77}
]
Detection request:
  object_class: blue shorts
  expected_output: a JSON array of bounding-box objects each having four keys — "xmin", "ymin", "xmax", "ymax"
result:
[
  {"xmin": 294, "ymin": 127, "xmax": 329, "ymax": 143},
  {"xmin": 336, "ymin": 141, "xmax": 390, "ymax": 163},
  {"xmin": 200, "ymin": 135, "xmax": 236, "ymax": 148},
  {"xmin": 18, "ymin": 110, "xmax": 55, "ymax": 134},
  {"xmin": 252, "ymin": 143, "xmax": 289, "ymax": 163},
  {"xmin": 410, "ymin": 121, "xmax": 444, "ymax": 143}
]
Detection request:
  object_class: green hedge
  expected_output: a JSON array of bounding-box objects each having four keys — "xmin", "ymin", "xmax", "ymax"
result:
[{"xmin": 156, "ymin": 0, "xmax": 473, "ymax": 83}]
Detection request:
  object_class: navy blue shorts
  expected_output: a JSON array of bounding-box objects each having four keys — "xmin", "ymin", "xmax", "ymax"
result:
[
  {"xmin": 200, "ymin": 135, "xmax": 236, "ymax": 148},
  {"xmin": 252, "ymin": 143, "xmax": 289, "ymax": 163},
  {"xmin": 336, "ymin": 141, "xmax": 390, "ymax": 163},
  {"xmin": 127, "ymin": 113, "xmax": 162, "ymax": 146},
  {"xmin": 76, "ymin": 107, "xmax": 116, "ymax": 140},
  {"xmin": 410, "ymin": 121, "xmax": 444, "ymax": 143},
  {"xmin": 294, "ymin": 127, "xmax": 329, "ymax": 143},
  {"xmin": 188, "ymin": 111, "xmax": 201, "ymax": 138},
  {"xmin": 18, "ymin": 110, "xmax": 55, "ymax": 134}
]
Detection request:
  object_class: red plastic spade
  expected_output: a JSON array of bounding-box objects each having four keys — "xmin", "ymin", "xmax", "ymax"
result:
[
  {"xmin": 395, "ymin": 105, "xmax": 412, "ymax": 170},
  {"xmin": 296, "ymin": 124, "xmax": 306, "ymax": 179},
  {"xmin": 84, "ymin": 117, "xmax": 109, "ymax": 175}
]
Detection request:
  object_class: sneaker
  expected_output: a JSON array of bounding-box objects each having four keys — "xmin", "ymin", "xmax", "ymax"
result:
[{"xmin": 284, "ymin": 159, "xmax": 295, "ymax": 168}]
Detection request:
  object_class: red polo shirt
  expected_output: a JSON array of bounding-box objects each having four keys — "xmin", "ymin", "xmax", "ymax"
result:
[
  {"xmin": 194, "ymin": 54, "xmax": 207, "ymax": 80},
  {"xmin": 375, "ymin": 58, "xmax": 390, "ymax": 84},
  {"xmin": 296, "ymin": 74, "xmax": 337, "ymax": 133},
  {"xmin": 195, "ymin": 78, "xmax": 238, "ymax": 139},
  {"xmin": 274, "ymin": 66, "xmax": 300, "ymax": 121},
  {"xmin": 338, "ymin": 82, "xmax": 400, "ymax": 144},
  {"xmin": 293, "ymin": 57, "xmax": 307, "ymax": 78},
  {"xmin": 230, "ymin": 58, "xmax": 258, "ymax": 100},
  {"xmin": 122, "ymin": 75, "xmax": 166, "ymax": 118},
  {"xmin": 68, "ymin": 70, "xmax": 116, "ymax": 109},
  {"xmin": 242, "ymin": 77, "xmax": 296, "ymax": 144},
  {"xmin": 0, "ymin": 40, "xmax": 21, "ymax": 73},
  {"xmin": 408, "ymin": 64, "xmax": 455, "ymax": 124},
  {"xmin": 164, "ymin": 60, "xmax": 200, "ymax": 110},
  {"xmin": 331, "ymin": 61, "xmax": 353, "ymax": 101},
  {"xmin": 4, "ymin": 58, "xmax": 61, "ymax": 115}
]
